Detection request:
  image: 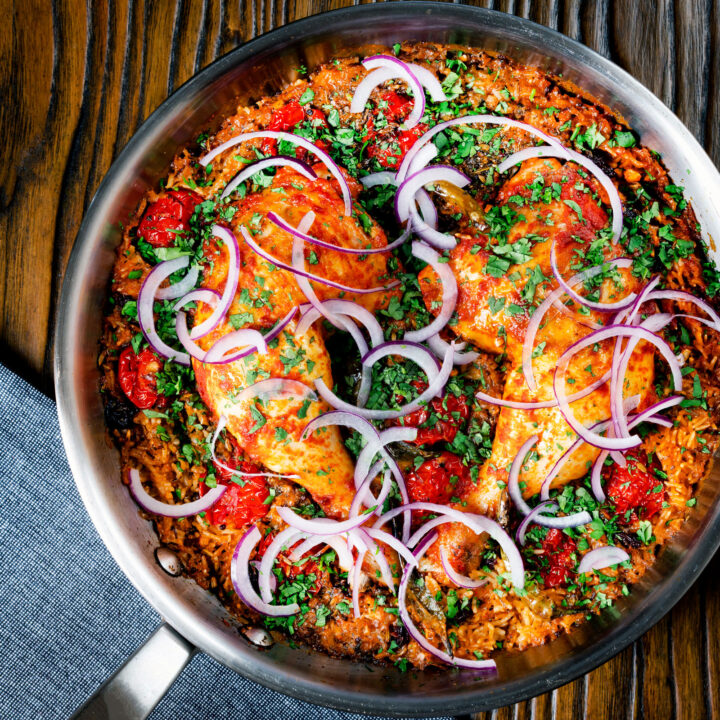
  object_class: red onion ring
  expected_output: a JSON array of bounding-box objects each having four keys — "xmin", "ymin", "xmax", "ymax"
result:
[
  {"xmin": 239, "ymin": 225, "xmax": 400, "ymax": 295},
  {"xmin": 397, "ymin": 114, "xmax": 569, "ymax": 184},
  {"xmin": 645, "ymin": 289, "xmax": 720, "ymax": 330},
  {"xmin": 426, "ymin": 333, "xmax": 479, "ymax": 365},
  {"xmin": 128, "ymin": 468, "xmax": 226, "ymax": 518},
  {"xmin": 398, "ymin": 532, "xmax": 497, "ymax": 672},
  {"xmin": 406, "ymin": 63, "xmax": 448, "ymax": 102},
  {"xmin": 507, "ymin": 436, "xmax": 538, "ymax": 516},
  {"xmin": 357, "ymin": 527, "xmax": 395, "ymax": 592},
  {"xmin": 231, "ymin": 526, "xmax": 300, "ymax": 616},
  {"xmin": 577, "ymin": 546, "xmax": 630, "ymax": 574},
  {"xmin": 268, "ymin": 210, "xmax": 406, "ymax": 255},
  {"xmin": 202, "ymin": 328, "xmax": 267, "ymax": 364},
  {"xmin": 522, "ymin": 258, "xmax": 633, "ymax": 392},
  {"xmin": 289, "ymin": 534, "xmax": 354, "ymax": 574},
  {"xmin": 315, "ymin": 342, "xmax": 453, "ymax": 420},
  {"xmin": 221, "ymin": 156, "xmax": 317, "ymax": 200},
  {"xmin": 296, "ymin": 299, "xmax": 384, "ymax": 347},
  {"xmin": 155, "ymin": 263, "xmax": 200, "ymax": 300},
  {"xmin": 257, "ymin": 526, "xmax": 308, "ymax": 604},
  {"xmin": 550, "ymin": 241, "xmax": 636, "ymax": 311},
  {"xmin": 200, "ymin": 131, "xmax": 352, "ymax": 216},
  {"xmin": 277, "ymin": 506, "xmax": 371, "ymax": 536},
  {"xmin": 190, "ymin": 225, "xmax": 241, "ymax": 340},
  {"xmin": 440, "ymin": 546, "xmax": 488, "ymax": 590},
  {"xmin": 404, "ymin": 241, "xmax": 458, "ymax": 342},
  {"xmin": 173, "ymin": 289, "xmax": 222, "ymax": 362},
  {"xmin": 497, "ymin": 146, "xmax": 623, "ymax": 244},
  {"xmin": 408, "ymin": 207, "xmax": 457, "ymax": 249},
  {"xmin": 516, "ymin": 501, "xmax": 558, "ymax": 545},
  {"xmin": 137, "ymin": 256, "xmax": 192, "ymax": 364},
  {"xmin": 554, "ymin": 325, "xmax": 682, "ymax": 451},
  {"xmin": 395, "ymin": 166, "xmax": 470, "ymax": 223},
  {"xmin": 379, "ymin": 502, "xmax": 524, "ymax": 589},
  {"xmin": 352, "ymin": 55, "xmax": 425, "ymax": 129},
  {"xmin": 363, "ymin": 527, "xmax": 417, "ymax": 566}
]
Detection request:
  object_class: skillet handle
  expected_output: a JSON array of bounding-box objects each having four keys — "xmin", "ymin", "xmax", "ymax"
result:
[{"xmin": 71, "ymin": 624, "xmax": 195, "ymax": 720}]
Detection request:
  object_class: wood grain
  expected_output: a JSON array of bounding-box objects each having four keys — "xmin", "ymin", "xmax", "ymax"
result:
[{"xmin": 1, "ymin": 1, "xmax": 718, "ymax": 717}]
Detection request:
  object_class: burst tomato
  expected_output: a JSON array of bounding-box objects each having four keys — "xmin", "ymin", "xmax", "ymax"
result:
[
  {"xmin": 395, "ymin": 381, "xmax": 471, "ymax": 445},
  {"xmin": 538, "ymin": 528, "xmax": 577, "ymax": 588},
  {"xmin": 604, "ymin": 450, "xmax": 664, "ymax": 521},
  {"xmin": 200, "ymin": 458, "xmax": 269, "ymax": 529},
  {"xmin": 136, "ymin": 189, "xmax": 201, "ymax": 248},
  {"xmin": 117, "ymin": 347, "xmax": 161, "ymax": 409},
  {"xmin": 366, "ymin": 123, "xmax": 427, "ymax": 169},
  {"xmin": 406, "ymin": 452, "xmax": 473, "ymax": 515},
  {"xmin": 260, "ymin": 101, "xmax": 322, "ymax": 156},
  {"xmin": 255, "ymin": 530, "xmax": 321, "ymax": 593}
]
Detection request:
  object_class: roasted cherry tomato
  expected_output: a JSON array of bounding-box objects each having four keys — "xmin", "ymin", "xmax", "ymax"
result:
[
  {"xmin": 366, "ymin": 123, "xmax": 427, "ymax": 169},
  {"xmin": 538, "ymin": 528, "xmax": 577, "ymax": 588},
  {"xmin": 200, "ymin": 458, "xmax": 269, "ymax": 529},
  {"xmin": 117, "ymin": 346, "xmax": 161, "ymax": 409},
  {"xmin": 604, "ymin": 450, "xmax": 665, "ymax": 521},
  {"xmin": 406, "ymin": 451, "xmax": 473, "ymax": 515},
  {"xmin": 395, "ymin": 381, "xmax": 471, "ymax": 445},
  {"xmin": 136, "ymin": 189, "xmax": 201, "ymax": 248},
  {"xmin": 380, "ymin": 91, "xmax": 413, "ymax": 122},
  {"xmin": 260, "ymin": 101, "xmax": 309, "ymax": 155}
]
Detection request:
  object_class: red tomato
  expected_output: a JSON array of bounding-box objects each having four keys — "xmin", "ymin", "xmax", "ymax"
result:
[
  {"xmin": 200, "ymin": 458, "xmax": 270, "ymax": 529},
  {"xmin": 406, "ymin": 452, "xmax": 473, "ymax": 515},
  {"xmin": 136, "ymin": 189, "xmax": 201, "ymax": 248},
  {"xmin": 260, "ymin": 101, "xmax": 312, "ymax": 156},
  {"xmin": 118, "ymin": 347, "xmax": 161, "ymax": 409},
  {"xmin": 538, "ymin": 528, "xmax": 577, "ymax": 588},
  {"xmin": 366, "ymin": 124, "xmax": 427, "ymax": 169},
  {"xmin": 604, "ymin": 451, "xmax": 665, "ymax": 521},
  {"xmin": 380, "ymin": 91, "xmax": 414, "ymax": 122},
  {"xmin": 395, "ymin": 381, "xmax": 471, "ymax": 445}
]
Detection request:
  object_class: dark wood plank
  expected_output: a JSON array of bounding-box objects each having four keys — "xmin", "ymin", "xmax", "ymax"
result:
[{"xmin": 1, "ymin": 1, "xmax": 718, "ymax": 717}]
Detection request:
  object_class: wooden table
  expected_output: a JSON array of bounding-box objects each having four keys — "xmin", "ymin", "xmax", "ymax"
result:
[{"xmin": 2, "ymin": 1, "xmax": 719, "ymax": 717}]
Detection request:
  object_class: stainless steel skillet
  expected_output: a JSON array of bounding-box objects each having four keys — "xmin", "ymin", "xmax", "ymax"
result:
[{"xmin": 55, "ymin": 3, "xmax": 720, "ymax": 718}]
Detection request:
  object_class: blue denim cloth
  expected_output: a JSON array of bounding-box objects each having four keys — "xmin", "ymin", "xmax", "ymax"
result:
[{"xmin": 0, "ymin": 364, "xmax": 452, "ymax": 720}]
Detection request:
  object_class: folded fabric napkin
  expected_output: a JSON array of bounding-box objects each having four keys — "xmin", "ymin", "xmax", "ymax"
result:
[{"xmin": 0, "ymin": 364, "xmax": 454, "ymax": 720}]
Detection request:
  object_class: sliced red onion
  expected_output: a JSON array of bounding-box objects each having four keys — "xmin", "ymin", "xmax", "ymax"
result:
[
  {"xmin": 174, "ymin": 288, "xmax": 222, "ymax": 311},
  {"xmin": 409, "ymin": 206, "xmax": 457, "ymax": 249},
  {"xmin": 350, "ymin": 463, "xmax": 391, "ymax": 518},
  {"xmin": 297, "ymin": 299, "xmax": 384, "ymax": 347},
  {"xmin": 577, "ymin": 546, "xmax": 630, "ymax": 574},
  {"xmin": 200, "ymin": 130, "xmax": 352, "ymax": 216},
  {"xmin": 155, "ymin": 263, "xmax": 200, "ymax": 300},
  {"xmin": 203, "ymin": 328, "xmax": 267, "ymax": 363},
  {"xmin": 268, "ymin": 210, "xmax": 405, "ymax": 255},
  {"xmin": 404, "ymin": 242, "xmax": 457, "ymax": 342},
  {"xmin": 352, "ymin": 55, "xmax": 425, "ymax": 129},
  {"xmin": 128, "ymin": 468, "xmax": 226, "ymax": 518},
  {"xmin": 590, "ymin": 396, "xmax": 682, "ymax": 502},
  {"xmin": 516, "ymin": 502, "xmax": 558, "ymax": 546},
  {"xmin": 356, "ymin": 528, "xmax": 395, "ymax": 592},
  {"xmin": 231, "ymin": 526, "xmax": 300, "ymax": 616},
  {"xmin": 550, "ymin": 241, "xmax": 636, "ymax": 311},
  {"xmin": 289, "ymin": 534, "xmax": 354, "ymax": 573},
  {"xmin": 351, "ymin": 544, "xmax": 365, "ymax": 618},
  {"xmin": 210, "ymin": 413, "xmax": 302, "ymax": 480},
  {"xmin": 395, "ymin": 166, "xmax": 470, "ymax": 223},
  {"xmin": 277, "ymin": 506, "xmax": 370, "ymax": 536},
  {"xmin": 646, "ymin": 290, "xmax": 720, "ymax": 330},
  {"xmin": 190, "ymin": 225, "xmax": 241, "ymax": 340},
  {"xmin": 174, "ymin": 289, "xmax": 222, "ymax": 362},
  {"xmin": 408, "ymin": 143, "xmax": 439, "ymax": 175},
  {"xmin": 257, "ymin": 526, "xmax": 308, "ymax": 603},
  {"xmin": 221, "ymin": 156, "xmax": 317, "ymax": 200},
  {"xmin": 414, "ymin": 188, "xmax": 438, "ymax": 228},
  {"xmin": 554, "ymin": 325, "xmax": 682, "ymax": 451},
  {"xmin": 397, "ymin": 115, "xmax": 569, "ymax": 184},
  {"xmin": 427, "ymin": 333, "xmax": 479, "ymax": 365},
  {"xmin": 137, "ymin": 256, "xmax": 192, "ymax": 364},
  {"xmin": 440, "ymin": 546, "xmax": 487, "ymax": 589},
  {"xmin": 315, "ymin": 342, "xmax": 453, "ymax": 419},
  {"xmin": 239, "ymin": 226, "xmax": 399, "ymax": 295},
  {"xmin": 522, "ymin": 258, "xmax": 633, "ymax": 392},
  {"xmin": 361, "ymin": 171, "xmax": 397, "ymax": 188},
  {"xmin": 406, "ymin": 63, "xmax": 448, "ymax": 102},
  {"xmin": 398, "ymin": 532, "xmax": 497, "ymax": 672},
  {"xmin": 381, "ymin": 502, "xmax": 524, "ymax": 589},
  {"xmin": 507, "ymin": 436, "xmax": 538, "ymax": 516},
  {"xmin": 497, "ymin": 146, "xmax": 623, "ymax": 244},
  {"xmin": 363, "ymin": 527, "xmax": 417, "ymax": 566}
]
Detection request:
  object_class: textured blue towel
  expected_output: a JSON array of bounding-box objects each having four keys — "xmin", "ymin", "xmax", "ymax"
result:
[{"xmin": 0, "ymin": 364, "xmax": 453, "ymax": 720}]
